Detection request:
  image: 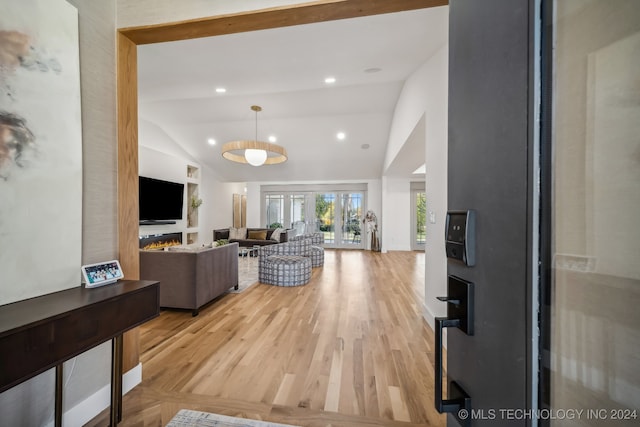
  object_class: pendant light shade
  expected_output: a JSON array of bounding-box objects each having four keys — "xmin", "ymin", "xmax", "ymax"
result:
[
  {"xmin": 244, "ymin": 148, "xmax": 268, "ymax": 166},
  {"xmin": 221, "ymin": 105, "xmax": 287, "ymax": 166}
]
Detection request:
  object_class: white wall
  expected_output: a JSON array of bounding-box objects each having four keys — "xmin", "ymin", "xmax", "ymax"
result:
[
  {"xmin": 422, "ymin": 45, "xmax": 449, "ymax": 328},
  {"xmin": 381, "ymin": 177, "xmax": 412, "ymax": 251},
  {"xmin": 246, "ymin": 182, "xmax": 261, "ymax": 227},
  {"xmin": 422, "ymin": 46, "xmax": 449, "ymax": 328},
  {"xmin": 382, "ymin": 43, "xmax": 449, "ymax": 327},
  {"xmin": 205, "ymin": 178, "xmax": 246, "ymax": 234},
  {"xmin": 198, "ymin": 174, "xmax": 245, "ymax": 242}
]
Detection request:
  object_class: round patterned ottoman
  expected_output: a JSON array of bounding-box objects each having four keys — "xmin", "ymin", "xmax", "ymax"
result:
[
  {"xmin": 260, "ymin": 255, "xmax": 312, "ymax": 286},
  {"xmin": 310, "ymin": 245, "xmax": 324, "ymax": 267}
]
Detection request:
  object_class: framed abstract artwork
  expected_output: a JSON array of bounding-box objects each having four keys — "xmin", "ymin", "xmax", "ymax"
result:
[
  {"xmin": 233, "ymin": 193, "xmax": 247, "ymax": 228},
  {"xmin": 0, "ymin": 0, "xmax": 82, "ymax": 304}
]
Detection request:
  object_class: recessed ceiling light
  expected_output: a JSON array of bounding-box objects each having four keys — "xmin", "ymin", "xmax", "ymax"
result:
[
  {"xmin": 207, "ymin": 138, "xmax": 216, "ymax": 145},
  {"xmin": 364, "ymin": 67, "xmax": 382, "ymax": 74},
  {"xmin": 215, "ymin": 87, "xmax": 226, "ymax": 93},
  {"xmin": 337, "ymin": 132, "xmax": 346, "ymax": 140},
  {"xmin": 324, "ymin": 77, "xmax": 336, "ymax": 84},
  {"xmin": 268, "ymin": 135, "xmax": 277, "ymax": 143},
  {"xmin": 361, "ymin": 143, "xmax": 370, "ymax": 149}
]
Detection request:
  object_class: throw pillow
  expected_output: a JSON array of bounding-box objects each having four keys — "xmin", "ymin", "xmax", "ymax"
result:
[
  {"xmin": 248, "ymin": 230, "xmax": 267, "ymax": 240},
  {"xmin": 270, "ymin": 227, "xmax": 284, "ymax": 241},
  {"xmin": 229, "ymin": 227, "xmax": 246, "ymax": 240}
]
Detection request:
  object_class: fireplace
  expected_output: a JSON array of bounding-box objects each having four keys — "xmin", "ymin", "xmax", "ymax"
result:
[{"xmin": 139, "ymin": 232, "xmax": 182, "ymax": 250}]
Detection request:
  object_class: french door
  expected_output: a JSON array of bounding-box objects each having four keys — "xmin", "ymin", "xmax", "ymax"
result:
[
  {"xmin": 338, "ymin": 192, "xmax": 364, "ymax": 248},
  {"xmin": 312, "ymin": 191, "xmax": 365, "ymax": 249},
  {"xmin": 263, "ymin": 189, "xmax": 365, "ymax": 249},
  {"xmin": 315, "ymin": 193, "xmax": 336, "ymax": 244},
  {"xmin": 411, "ymin": 183, "xmax": 426, "ymax": 251}
]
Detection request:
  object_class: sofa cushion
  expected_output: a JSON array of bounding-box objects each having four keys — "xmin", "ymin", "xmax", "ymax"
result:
[
  {"xmin": 215, "ymin": 227, "xmax": 292, "ymax": 247},
  {"xmin": 248, "ymin": 230, "xmax": 267, "ymax": 240},
  {"xmin": 270, "ymin": 227, "xmax": 285, "ymax": 241},
  {"xmin": 229, "ymin": 227, "xmax": 246, "ymax": 239}
]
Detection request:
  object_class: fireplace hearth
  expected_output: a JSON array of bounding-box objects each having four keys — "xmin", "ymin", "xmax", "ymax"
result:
[{"xmin": 139, "ymin": 232, "xmax": 182, "ymax": 250}]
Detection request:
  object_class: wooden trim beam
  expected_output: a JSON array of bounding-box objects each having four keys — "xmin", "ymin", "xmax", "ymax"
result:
[
  {"xmin": 117, "ymin": 32, "xmax": 141, "ymax": 372},
  {"xmin": 119, "ymin": 0, "xmax": 448, "ymax": 45}
]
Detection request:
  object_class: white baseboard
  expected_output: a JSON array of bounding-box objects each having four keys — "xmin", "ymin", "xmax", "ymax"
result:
[
  {"xmin": 45, "ymin": 363, "xmax": 142, "ymax": 427},
  {"xmin": 422, "ymin": 303, "xmax": 447, "ymax": 349},
  {"xmin": 422, "ymin": 302, "xmax": 436, "ymax": 329}
]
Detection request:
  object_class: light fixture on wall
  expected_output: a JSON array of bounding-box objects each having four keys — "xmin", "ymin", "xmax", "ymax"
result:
[{"xmin": 221, "ymin": 105, "xmax": 287, "ymax": 166}]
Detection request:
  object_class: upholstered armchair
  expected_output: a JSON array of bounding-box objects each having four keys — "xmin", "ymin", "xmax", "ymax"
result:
[
  {"xmin": 259, "ymin": 238, "xmax": 311, "ymax": 267},
  {"xmin": 258, "ymin": 238, "xmax": 312, "ymax": 286},
  {"xmin": 290, "ymin": 232, "xmax": 324, "ymax": 267},
  {"xmin": 291, "ymin": 232, "xmax": 324, "ymax": 245}
]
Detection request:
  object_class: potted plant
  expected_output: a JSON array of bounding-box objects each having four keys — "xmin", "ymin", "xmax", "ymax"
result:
[
  {"xmin": 190, "ymin": 194, "xmax": 203, "ymax": 210},
  {"xmin": 188, "ymin": 195, "xmax": 203, "ymax": 227}
]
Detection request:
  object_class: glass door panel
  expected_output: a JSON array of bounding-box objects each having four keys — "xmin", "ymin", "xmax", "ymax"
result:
[
  {"xmin": 315, "ymin": 193, "xmax": 335, "ymax": 244},
  {"xmin": 412, "ymin": 191, "xmax": 426, "ymax": 250},
  {"xmin": 265, "ymin": 194, "xmax": 284, "ymax": 228},
  {"xmin": 340, "ymin": 193, "xmax": 363, "ymax": 247},
  {"xmin": 290, "ymin": 194, "xmax": 306, "ymax": 234},
  {"xmin": 545, "ymin": 1, "xmax": 640, "ymax": 424}
]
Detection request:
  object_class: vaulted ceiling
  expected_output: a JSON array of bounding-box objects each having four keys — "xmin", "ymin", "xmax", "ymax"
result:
[{"xmin": 137, "ymin": 6, "xmax": 448, "ymax": 182}]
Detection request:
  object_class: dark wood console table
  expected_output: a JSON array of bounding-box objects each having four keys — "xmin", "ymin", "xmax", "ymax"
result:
[{"xmin": 0, "ymin": 280, "xmax": 159, "ymax": 426}]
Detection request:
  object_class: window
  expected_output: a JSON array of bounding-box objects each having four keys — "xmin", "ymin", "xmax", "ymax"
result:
[
  {"xmin": 411, "ymin": 182, "xmax": 426, "ymax": 250},
  {"xmin": 316, "ymin": 193, "xmax": 335, "ymax": 244},
  {"xmin": 341, "ymin": 193, "xmax": 363, "ymax": 245},
  {"xmin": 290, "ymin": 194, "xmax": 306, "ymax": 233},
  {"xmin": 265, "ymin": 194, "xmax": 284, "ymax": 228}
]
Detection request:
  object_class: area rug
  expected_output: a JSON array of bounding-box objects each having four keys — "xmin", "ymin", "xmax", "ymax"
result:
[
  {"xmin": 227, "ymin": 256, "xmax": 259, "ymax": 294},
  {"xmin": 166, "ymin": 409, "xmax": 300, "ymax": 427}
]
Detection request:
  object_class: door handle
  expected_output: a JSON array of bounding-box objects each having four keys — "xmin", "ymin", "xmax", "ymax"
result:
[
  {"xmin": 436, "ymin": 296, "xmax": 461, "ymax": 305},
  {"xmin": 434, "ymin": 276, "xmax": 474, "ymax": 426},
  {"xmin": 435, "ymin": 317, "xmax": 470, "ymax": 413}
]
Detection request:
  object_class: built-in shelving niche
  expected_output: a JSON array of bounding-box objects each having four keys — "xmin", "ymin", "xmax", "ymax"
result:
[{"xmin": 186, "ymin": 165, "xmax": 200, "ymax": 243}]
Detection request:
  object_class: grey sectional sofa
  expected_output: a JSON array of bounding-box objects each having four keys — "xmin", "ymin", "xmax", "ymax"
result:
[
  {"xmin": 139, "ymin": 242, "xmax": 239, "ymax": 316},
  {"xmin": 213, "ymin": 227, "xmax": 293, "ymax": 248}
]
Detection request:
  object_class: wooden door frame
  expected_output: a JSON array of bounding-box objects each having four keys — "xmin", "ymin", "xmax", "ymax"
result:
[{"xmin": 116, "ymin": 0, "xmax": 447, "ymax": 370}]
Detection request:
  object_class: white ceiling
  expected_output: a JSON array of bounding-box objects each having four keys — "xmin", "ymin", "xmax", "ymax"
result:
[{"xmin": 137, "ymin": 6, "xmax": 448, "ymax": 182}]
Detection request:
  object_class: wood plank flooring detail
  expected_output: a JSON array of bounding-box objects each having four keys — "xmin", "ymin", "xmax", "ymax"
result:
[{"xmin": 87, "ymin": 250, "xmax": 444, "ymax": 427}]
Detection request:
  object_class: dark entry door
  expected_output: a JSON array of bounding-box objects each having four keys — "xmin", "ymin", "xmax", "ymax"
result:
[{"xmin": 442, "ymin": 0, "xmax": 538, "ymax": 425}]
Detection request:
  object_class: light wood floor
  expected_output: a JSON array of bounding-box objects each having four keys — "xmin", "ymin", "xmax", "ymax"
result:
[{"xmin": 87, "ymin": 250, "xmax": 444, "ymax": 427}]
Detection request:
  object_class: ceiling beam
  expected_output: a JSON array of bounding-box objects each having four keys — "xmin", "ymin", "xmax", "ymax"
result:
[{"xmin": 119, "ymin": 0, "xmax": 448, "ymax": 45}]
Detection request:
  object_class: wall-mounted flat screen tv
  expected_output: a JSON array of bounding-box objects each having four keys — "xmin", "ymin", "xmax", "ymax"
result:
[{"xmin": 139, "ymin": 176, "xmax": 184, "ymax": 222}]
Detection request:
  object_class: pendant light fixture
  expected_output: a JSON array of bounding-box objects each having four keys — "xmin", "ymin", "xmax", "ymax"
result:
[{"xmin": 221, "ymin": 105, "xmax": 287, "ymax": 166}]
